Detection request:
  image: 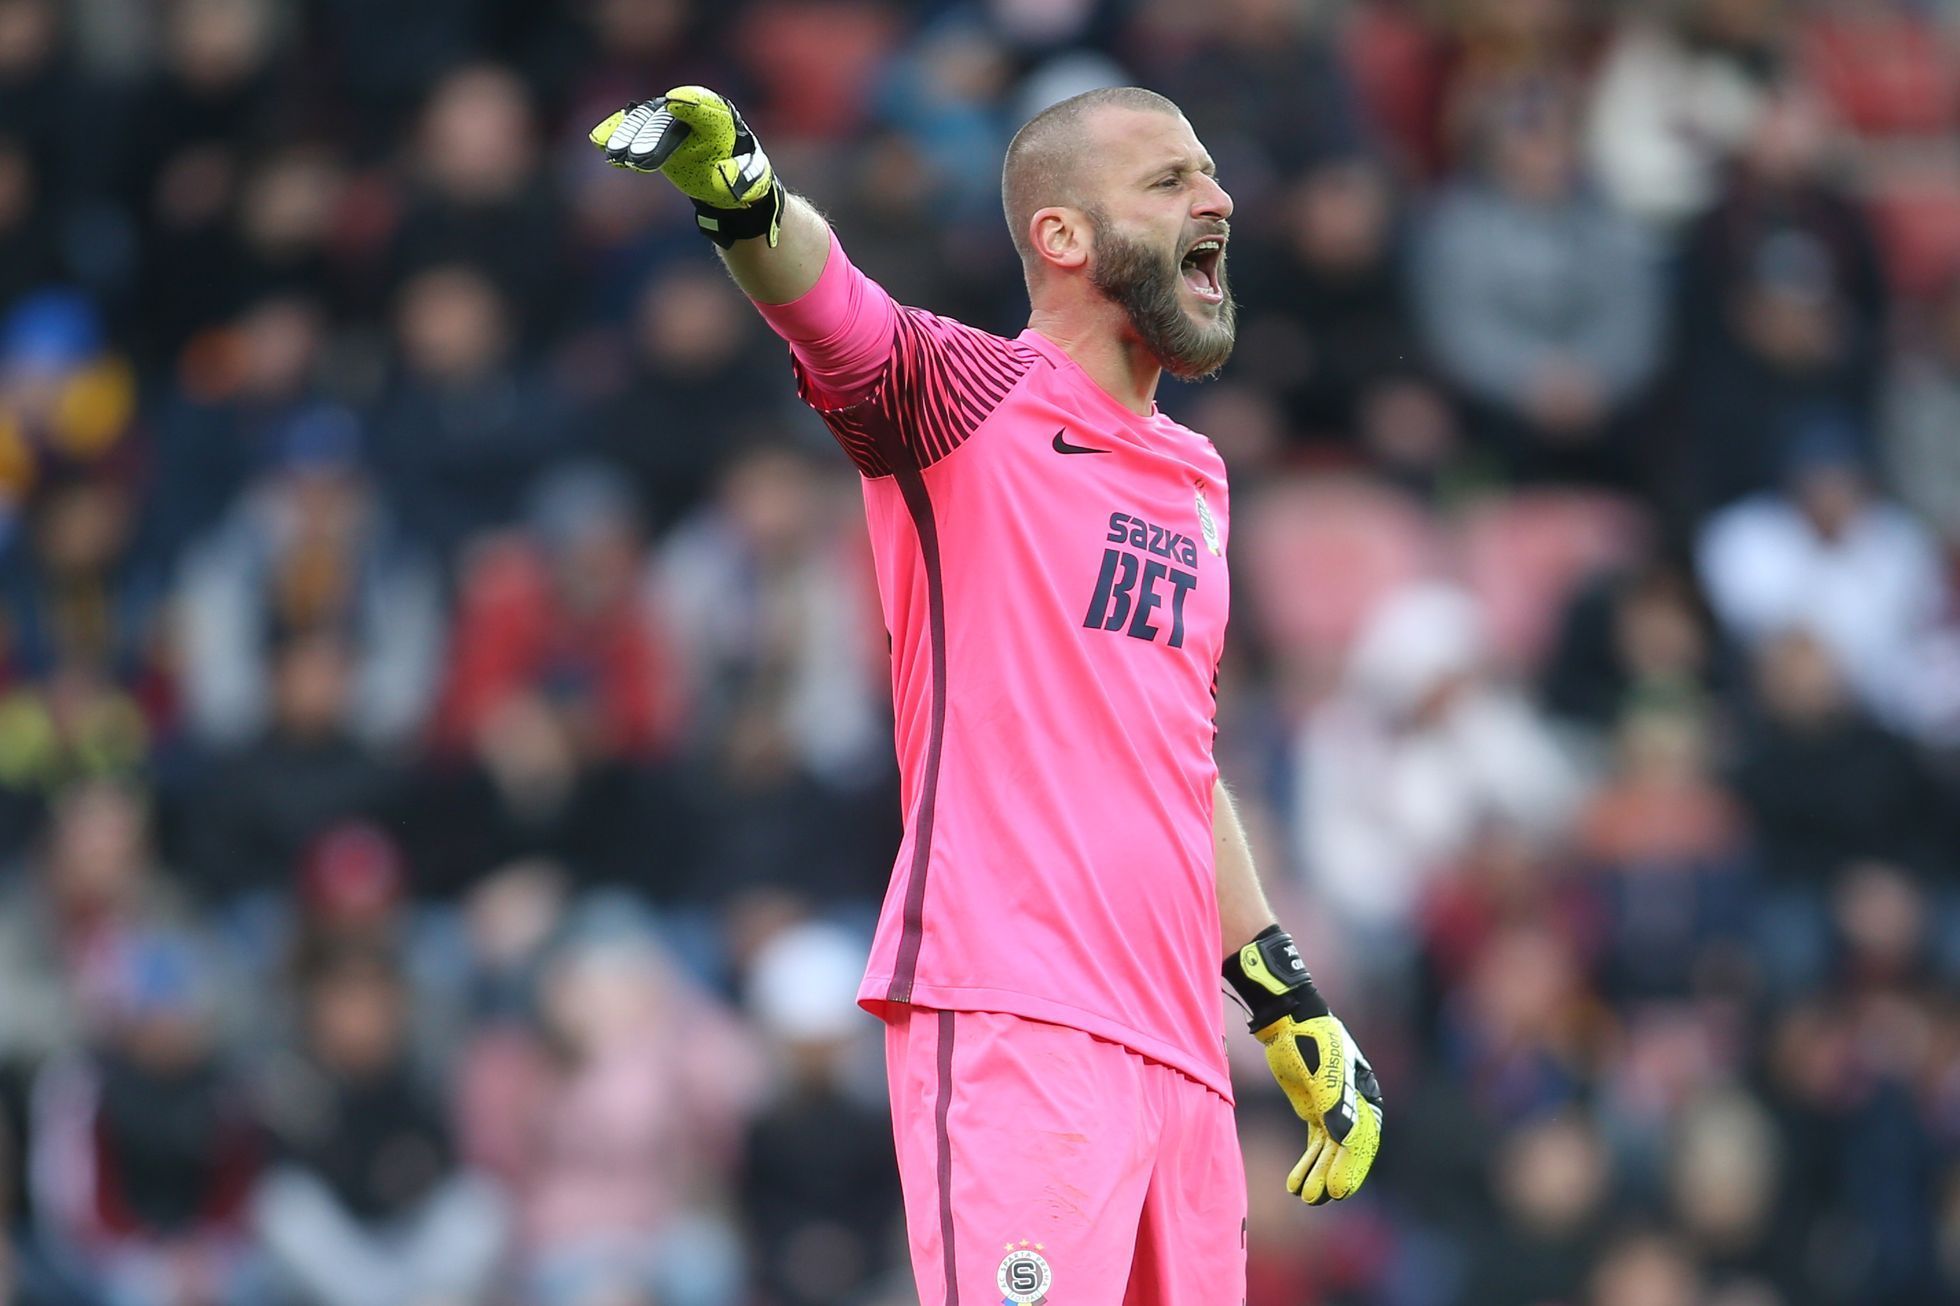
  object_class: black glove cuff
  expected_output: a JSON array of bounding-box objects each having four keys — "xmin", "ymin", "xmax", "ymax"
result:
[
  {"xmin": 691, "ymin": 177, "xmax": 785, "ymax": 248},
  {"xmin": 1223, "ymin": 925, "xmax": 1329, "ymax": 1032}
]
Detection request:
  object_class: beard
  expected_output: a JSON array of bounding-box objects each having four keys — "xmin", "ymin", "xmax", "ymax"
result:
[{"xmin": 1085, "ymin": 207, "xmax": 1238, "ymax": 380}]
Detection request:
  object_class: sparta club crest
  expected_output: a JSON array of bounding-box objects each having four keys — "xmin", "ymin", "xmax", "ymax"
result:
[
  {"xmin": 997, "ymin": 1242, "xmax": 1052, "ymax": 1304},
  {"xmin": 1195, "ymin": 482, "xmax": 1221, "ymax": 556}
]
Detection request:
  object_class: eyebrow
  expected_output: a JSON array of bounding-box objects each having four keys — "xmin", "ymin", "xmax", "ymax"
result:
[{"xmin": 1141, "ymin": 156, "xmax": 1218, "ymax": 182}]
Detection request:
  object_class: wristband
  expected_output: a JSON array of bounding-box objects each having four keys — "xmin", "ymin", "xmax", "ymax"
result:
[
  {"xmin": 692, "ymin": 177, "xmax": 785, "ymax": 248},
  {"xmin": 1223, "ymin": 925, "xmax": 1329, "ymax": 1034}
]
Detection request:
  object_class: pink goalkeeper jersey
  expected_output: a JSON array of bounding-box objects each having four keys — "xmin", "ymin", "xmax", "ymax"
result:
[{"xmin": 758, "ymin": 235, "xmax": 1233, "ymax": 1097}]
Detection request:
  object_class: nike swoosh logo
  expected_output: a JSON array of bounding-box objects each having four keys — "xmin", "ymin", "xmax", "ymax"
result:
[{"xmin": 1052, "ymin": 429, "xmax": 1110, "ymax": 455}]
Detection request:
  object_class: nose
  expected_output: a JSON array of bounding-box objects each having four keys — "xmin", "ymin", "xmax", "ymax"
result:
[{"xmin": 1193, "ymin": 173, "xmax": 1233, "ymax": 221}]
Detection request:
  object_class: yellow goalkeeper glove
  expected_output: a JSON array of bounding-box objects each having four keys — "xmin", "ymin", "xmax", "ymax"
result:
[
  {"xmin": 1225, "ymin": 925, "xmax": 1383, "ymax": 1204},
  {"xmin": 589, "ymin": 87, "xmax": 784, "ymax": 248}
]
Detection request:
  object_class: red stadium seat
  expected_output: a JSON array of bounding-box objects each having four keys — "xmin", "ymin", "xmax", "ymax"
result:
[
  {"xmin": 1865, "ymin": 178, "xmax": 1960, "ymax": 301},
  {"xmin": 1801, "ymin": 14, "xmax": 1960, "ymax": 139},
  {"xmin": 1455, "ymin": 490, "xmax": 1651, "ymax": 671},
  {"xmin": 1797, "ymin": 12, "xmax": 1960, "ymax": 299},
  {"xmin": 732, "ymin": 1, "xmax": 902, "ymax": 141},
  {"xmin": 1239, "ymin": 474, "xmax": 1441, "ymax": 670}
]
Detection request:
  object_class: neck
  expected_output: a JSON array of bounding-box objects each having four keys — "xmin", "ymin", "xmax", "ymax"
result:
[{"xmin": 1026, "ymin": 300, "xmax": 1162, "ymax": 417}]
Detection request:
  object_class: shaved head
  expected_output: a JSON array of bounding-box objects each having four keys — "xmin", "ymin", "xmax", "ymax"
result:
[
  {"xmin": 1001, "ymin": 85, "xmax": 1237, "ymax": 379},
  {"xmin": 1002, "ymin": 86, "xmax": 1182, "ymax": 268}
]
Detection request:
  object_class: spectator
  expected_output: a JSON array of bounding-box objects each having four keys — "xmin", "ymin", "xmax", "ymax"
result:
[
  {"xmin": 434, "ymin": 463, "xmax": 681, "ymax": 764},
  {"xmin": 1426, "ymin": 0, "xmax": 1598, "ymax": 180},
  {"xmin": 562, "ymin": 0, "xmax": 716, "ymax": 144},
  {"xmin": 1583, "ymin": 0, "xmax": 1787, "ymax": 227},
  {"xmin": 0, "ymin": 781, "xmax": 194, "ymax": 1077},
  {"xmin": 0, "ymin": 0, "xmax": 80, "ymax": 189},
  {"xmin": 457, "ymin": 913, "xmax": 760, "ymax": 1306},
  {"xmin": 1833, "ymin": 860, "xmax": 1940, "ymax": 999},
  {"xmin": 253, "ymin": 940, "xmax": 506, "ymax": 1306},
  {"xmin": 448, "ymin": 857, "xmax": 571, "ymax": 1022},
  {"xmin": 1586, "ymin": 1231, "xmax": 1706, "ymax": 1306},
  {"xmin": 125, "ymin": 0, "xmax": 285, "ymax": 363},
  {"xmin": 186, "ymin": 630, "xmax": 401, "ymax": 900},
  {"xmin": 1574, "ymin": 705, "xmax": 1752, "ymax": 1001},
  {"xmin": 591, "ymin": 264, "xmax": 785, "ymax": 535},
  {"xmin": 280, "ymin": 820, "xmax": 407, "ymax": 948},
  {"xmin": 231, "ymin": 147, "xmax": 348, "ymax": 308},
  {"xmin": 1131, "ymin": 0, "xmax": 1370, "ymax": 177},
  {"xmin": 1415, "ymin": 89, "xmax": 1662, "ymax": 486},
  {"xmin": 1293, "ymin": 582, "xmax": 1582, "ymax": 954},
  {"xmin": 0, "ymin": 471, "xmax": 162, "ymax": 852},
  {"xmin": 0, "ymin": 1106, "xmax": 87, "ymax": 1305},
  {"xmin": 268, "ymin": 820, "xmax": 477, "ymax": 1061},
  {"xmin": 1667, "ymin": 1088, "xmax": 1800, "ymax": 1301},
  {"xmin": 678, "ymin": 688, "xmax": 899, "ymax": 911},
  {"xmin": 1729, "ymin": 629, "xmax": 1949, "ymax": 995},
  {"xmin": 738, "ymin": 921, "xmax": 900, "ymax": 1306},
  {"xmin": 1881, "ymin": 271, "xmax": 1960, "ymax": 549},
  {"xmin": 176, "ymin": 404, "xmax": 441, "ymax": 753},
  {"xmin": 0, "ymin": 134, "xmax": 68, "ymax": 308},
  {"xmin": 0, "ymin": 289, "xmax": 140, "ymax": 548},
  {"xmin": 306, "ymin": 0, "xmax": 484, "ymax": 155},
  {"xmin": 369, "ymin": 262, "xmax": 569, "ymax": 559},
  {"xmin": 148, "ymin": 293, "xmax": 331, "ymax": 566},
  {"xmin": 559, "ymin": 0, "xmax": 733, "ymax": 322},
  {"xmin": 1232, "ymin": 156, "xmax": 1450, "ymax": 467},
  {"xmin": 1696, "ymin": 415, "xmax": 1953, "ymax": 738},
  {"xmin": 657, "ymin": 447, "xmax": 896, "ymax": 906},
  {"xmin": 1541, "ymin": 553, "xmax": 1736, "ymax": 738},
  {"xmin": 1461, "ymin": 1114, "xmax": 1612, "ymax": 1306},
  {"xmin": 1676, "ymin": 80, "xmax": 1889, "ymax": 508},
  {"xmin": 873, "ymin": 20, "xmax": 1015, "ymax": 224},
  {"xmin": 412, "ymin": 688, "xmax": 663, "ymax": 900},
  {"xmin": 0, "ymin": 467, "xmax": 162, "ymax": 691},
  {"xmin": 389, "ymin": 63, "xmax": 565, "ymax": 335},
  {"xmin": 1434, "ymin": 920, "xmax": 1602, "ymax": 1126},
  {"xmin": 28, "ymin": 929, "xmax": 264, "ymax": 1306},
  {"xmin": 1761, "ymin": 981, "xmax": 1949, "ymax": 1304},
  {"xmin": 658, "ymin": 445, "xmax": 884, "ymax": 784},
  {"xmin": 1731, "ymin": 629, "xmax": 1946, "ymax": 887},
  {"xmin": 1417, "ymin": 823, "xmax": 1591, "ymax": 1024}
]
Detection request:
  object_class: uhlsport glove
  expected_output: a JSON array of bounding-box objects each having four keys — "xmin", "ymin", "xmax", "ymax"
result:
[
  {"xmin": 1225, "ymin": 925, "xmax": 1383, "ymax": 1203},
  {"xmin": 589, "ymin": 87, "xmax": 784, "ymax": 248}
]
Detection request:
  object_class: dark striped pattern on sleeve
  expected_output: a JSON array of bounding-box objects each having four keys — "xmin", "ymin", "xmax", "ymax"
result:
[{"xmin": 794, "ymin": 307, "xmax": 1040, "ymax": 478}]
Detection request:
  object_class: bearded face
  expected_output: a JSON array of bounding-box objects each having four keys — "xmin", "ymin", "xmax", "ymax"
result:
[{"xmin": 1086, "ymin": 205, "xmax": 1237, "ymax": 380}]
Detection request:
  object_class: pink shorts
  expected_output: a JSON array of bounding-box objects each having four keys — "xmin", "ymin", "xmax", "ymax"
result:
[{"xmin": 886, "ymin": 1006, "xmax": 1247, "ymax": 1306}]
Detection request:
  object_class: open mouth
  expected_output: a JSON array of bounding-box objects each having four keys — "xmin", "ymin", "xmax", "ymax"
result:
[{"xmin": 1180, "ymin": 237, "xmax": 1226, "ymax": 304}]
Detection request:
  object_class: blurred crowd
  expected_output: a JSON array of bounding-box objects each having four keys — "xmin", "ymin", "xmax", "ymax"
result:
[{"xmin": 1, "ymin": 1, "xmax": 1958, "ymax": 1304}]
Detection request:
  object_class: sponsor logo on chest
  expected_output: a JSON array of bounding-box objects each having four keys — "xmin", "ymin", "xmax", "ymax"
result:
[{"xmin": 1081, "ymin": 509, "xmax": 1203, "ymax": 649}]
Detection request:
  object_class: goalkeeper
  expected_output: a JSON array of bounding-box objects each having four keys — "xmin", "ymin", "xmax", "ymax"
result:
[{"xmin": 594, "ymin": 87, "xmax": 1381, "ymax": 1304}]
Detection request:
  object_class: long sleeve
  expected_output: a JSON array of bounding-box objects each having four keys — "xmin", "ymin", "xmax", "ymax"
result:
[
  {"xmin": 1416, "ymin": 192, "xmax": 1547, "ymax": 408},
  {"xmin": 1416, "ymin": 189, "xmax": 1660, "ymax": 410},
  {"xmin": 1563, "ymin": 212, "xmax": 1661, "ymax": 402},
  {"xmin": 753, "ymin": 232, "xmax": 899, "ymax": 407},
  {"xmin": 754, "ymin": 233, "xmax": 1038, "ymax": 477}
]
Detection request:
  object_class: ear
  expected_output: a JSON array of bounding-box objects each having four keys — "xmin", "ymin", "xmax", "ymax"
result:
[{"xmin": 1030, "ymin": 206, "xmax": 1090, "ymax": 274}]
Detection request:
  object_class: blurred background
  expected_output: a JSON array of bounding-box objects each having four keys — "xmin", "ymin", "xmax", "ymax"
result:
[{"xmin": 0, "ymin": 0, "xmax": 1957, "ymax": 1304}]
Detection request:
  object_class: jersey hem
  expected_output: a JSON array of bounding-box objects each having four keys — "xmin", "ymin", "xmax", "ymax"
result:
[{"xmin": 858, "ymin": 977, "xmax": 1234, "ymax": 1103}]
